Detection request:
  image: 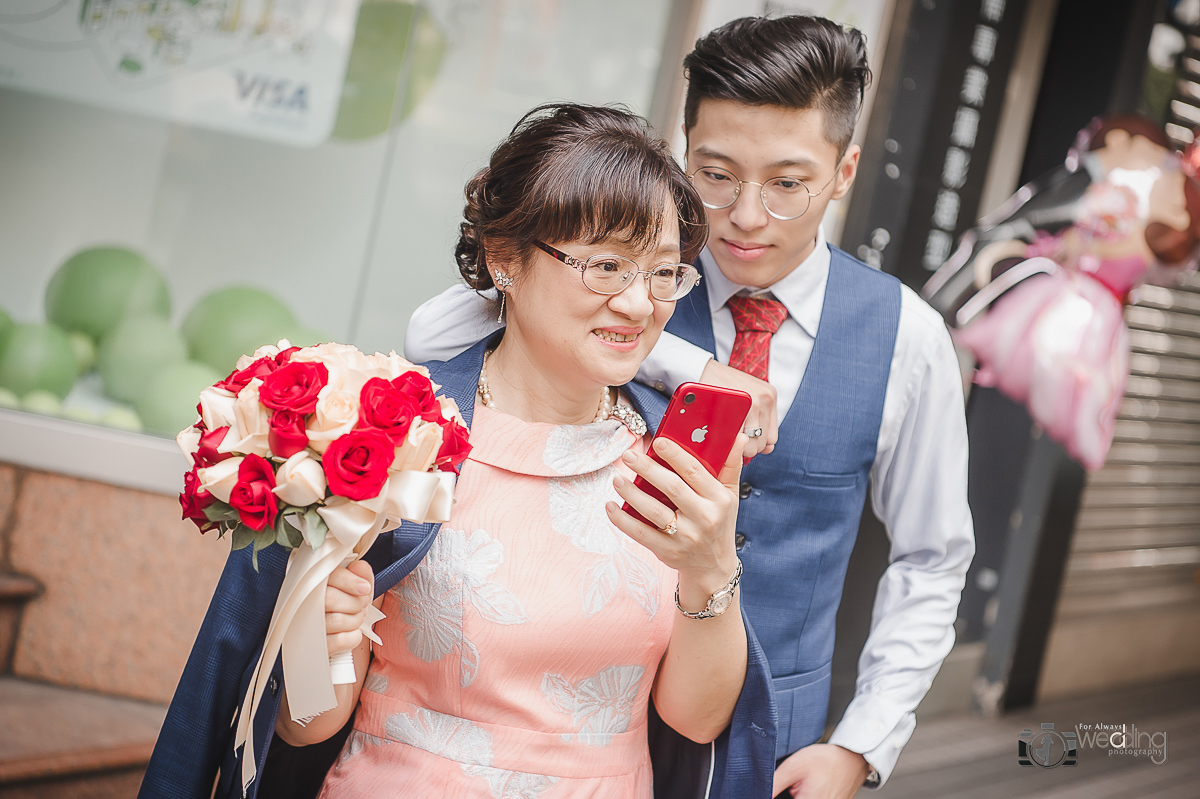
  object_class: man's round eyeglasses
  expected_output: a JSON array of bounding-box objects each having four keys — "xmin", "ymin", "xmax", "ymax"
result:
[
  {"xmin": 534, "ymin": 241, "xmax": 701, "ymax": 302},
  {"xmin": 688, "ymin": 166, "xmax": 839, "ymax": 221}
]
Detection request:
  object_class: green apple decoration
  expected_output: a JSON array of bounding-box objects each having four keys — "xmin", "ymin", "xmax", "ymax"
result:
[
  {"xmin": 137, "ymin": 360, "xmax": 221, "ymax": 436},
  {"xmin": 21, "ymin": 390, "xmax": 63, "ymax": 416},
  {"xmin": 68, "ymin": 331, "xmax": 97, "ymax": 373},
  {"xmin": 182, "ymin": 286, "xmax": 297, "ymax": 374},
  {"xmin": 45, "ymin": 246, "xmax": 171, "ymax": 342},
  {"xmin": 98, "ymin": 315, "xmax": 188, "ymax": 404},
  {"xmin": 100, "ymin": 407, "xmax": 143, "ymax": 432},
  {"xmin": 0, "ymin": 323, "xmax": 80, "ymax": 399},
  {"xmin": 62, "ymin": 405, "xmax": 100, "ymax": 424}
]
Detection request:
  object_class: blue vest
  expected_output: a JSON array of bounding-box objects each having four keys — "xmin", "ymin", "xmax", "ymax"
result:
[{"xmin": 666, "ymin": 246, "xmax": 901, "ymax": 760}]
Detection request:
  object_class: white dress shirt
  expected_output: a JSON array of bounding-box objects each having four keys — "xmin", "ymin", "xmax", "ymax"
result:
[{"xmin": 404, "ymin": 231, "xmax": 975, "ymax": 784}]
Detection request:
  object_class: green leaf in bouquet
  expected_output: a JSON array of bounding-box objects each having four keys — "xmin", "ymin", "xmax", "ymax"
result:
[
  {"xmin": 202, "ymin": 501, "xmax": 241, "ymax": 523},
  {"xmin": 276, "ymin": 513, "xmax": 304, "ymax": 549},
  {"xmin": 230, "ymin": 524, "xmax": 255, "ymax": 552},
  {"xmin": 302, "ymin": 506, "xmax": 328, "ymax": 549},
  {"xmin": 251, "ymin": 527, "xmax": 276, "ymax": 571}
]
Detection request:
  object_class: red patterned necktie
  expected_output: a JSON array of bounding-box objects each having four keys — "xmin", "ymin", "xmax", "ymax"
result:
[{"xmin": 726, "ymin": 294, "xmax": 789, "ymax": 381}]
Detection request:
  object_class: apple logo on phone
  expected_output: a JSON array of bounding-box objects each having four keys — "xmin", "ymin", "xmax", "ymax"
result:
[{"xmin": 692, "ymin": 425, "xmax": 708, "ymax": 443}]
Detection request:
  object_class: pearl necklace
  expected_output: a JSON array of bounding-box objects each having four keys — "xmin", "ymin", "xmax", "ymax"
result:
[{"xmin": 478, "ymin": 350, "xmax": 613, "ymax": 423}]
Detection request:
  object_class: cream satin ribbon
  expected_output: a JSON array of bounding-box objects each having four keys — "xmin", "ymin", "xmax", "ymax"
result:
[{"xmin": 234, "ymin": 470, "xmax": 455, "ymax": 794}]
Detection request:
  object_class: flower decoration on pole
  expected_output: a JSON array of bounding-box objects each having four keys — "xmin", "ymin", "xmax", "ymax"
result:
[{"xmin": 175, "ymin": 339, "xmax": 469, "ymax": 793}]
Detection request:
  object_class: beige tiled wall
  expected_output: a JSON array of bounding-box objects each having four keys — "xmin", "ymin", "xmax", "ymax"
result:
[{"xmin": 2, "ymin": 464, "xmax": 227, "ymax": 704}]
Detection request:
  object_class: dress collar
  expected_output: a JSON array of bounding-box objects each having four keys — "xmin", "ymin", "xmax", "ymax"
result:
[
  {"xmin": 701, "ymin": 226, "xmax": 830, "ymax": 339},
  {"xmin": 466, "ymin": 405, "xmax": 640, "ymax": 477}
]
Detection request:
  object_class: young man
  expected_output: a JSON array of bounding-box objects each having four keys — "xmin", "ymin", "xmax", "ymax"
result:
[{"xmin": 406, "ymin": 16, "xmax": 974, "ymax": 798}]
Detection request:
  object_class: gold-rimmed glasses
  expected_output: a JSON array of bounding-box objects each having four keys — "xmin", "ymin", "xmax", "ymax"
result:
[{"xmin": 534, "ymin": 241, "xmax": 701, "ymax": 302}]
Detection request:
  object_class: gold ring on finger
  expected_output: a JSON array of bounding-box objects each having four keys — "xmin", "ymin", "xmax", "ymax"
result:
[{"xmin": 660, "ymin": 513, "xmax": 678, "ymax": 536}]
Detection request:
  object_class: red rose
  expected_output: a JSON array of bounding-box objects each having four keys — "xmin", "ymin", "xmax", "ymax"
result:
[
  {"xmin": 436, "ymin": 418, "xmax": 472, "ymax": 474},
  {"xmin": 275, "ymin": 346, "xmax": 301, "ymax": 365},
  {"xmin": 269, "ymin": 410, "xmax": 309, "ymax": 459},
  {"xmin": 180, "ymin": 468, "xmax": 217, "ymax": 533},
  {"xmin": 229, "ymin": 454, "xmax": 279, "ymax": 532},
  {"xmin": 195, "ymin": 426, "xmax": 233, "ymax": 467},
  {"xmin": 215, "ymin": 356, "xmax": 278, "ymax": 393},
  {"xmin": 357, "ymin": 377, "xmax": 420, "ymax": 444},
  {"xmin": 392, "ymin": 371, "xmax": 439, "ymax": 414},
  {"xmin": 323, "ymin": 429, "xmax": 394, "ymax": 501},
  {"xmin": 259, "ymin": 361, "xmax": 329, "ymax": 414}
]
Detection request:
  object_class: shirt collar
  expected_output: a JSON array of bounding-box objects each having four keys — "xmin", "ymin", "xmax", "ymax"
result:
[{"xmin": 701, "ymin": 226, "xmax": 830, "ymax": 339}]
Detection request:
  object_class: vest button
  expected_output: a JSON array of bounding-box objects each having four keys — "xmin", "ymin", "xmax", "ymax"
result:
[
  {"xmin": 735, "ymin": 533, "xmax": 746, "ymax": 550},
  {"xmin": 739, "ymin": 481, "xmax": 752, "ymax": 499},
  {"xmin": 269, "ymin": 675, "xmax": 279, "ymax": 696}
]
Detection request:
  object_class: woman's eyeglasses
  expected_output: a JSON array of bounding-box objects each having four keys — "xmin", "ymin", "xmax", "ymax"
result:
[{"xmin": 534, "ymin": 242, "xmax": 701, "ymax": 302}]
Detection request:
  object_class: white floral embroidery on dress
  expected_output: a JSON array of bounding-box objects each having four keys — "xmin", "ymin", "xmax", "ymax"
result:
[
  {"xmin": 339, "ymin": 730, "xmax": 390, "ymax": 764},
  {"xmin": 548, "ymin": 468, "xmax": 660, "ymax": 617},
  {"xmin": 461, "ymin": 765, "xmax": 560, "ymax": 799},
  {"xmin": 541, "ymin": 665, "xmax": 646, "ymax": 746},
  {"xmin": 385, "ymin": 707, "xmax": 558, "ymax": 799},
  {"xmin": 543, "ymin": 422, "xmax": 633, "ymax": 476},
  {"xmin": 394, "ymin": 527, "xmax": 528, "ymax": 687},
  {"xmin": 363, "ymin": 671, "xmax": 389, "ymax": 694}
]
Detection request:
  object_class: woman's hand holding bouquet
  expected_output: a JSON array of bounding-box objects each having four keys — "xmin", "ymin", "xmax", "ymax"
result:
[{"xmin": 175, "ymin": 339, "xmax": 469, "ymax": 792}]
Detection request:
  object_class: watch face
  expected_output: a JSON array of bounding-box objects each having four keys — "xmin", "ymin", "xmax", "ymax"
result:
[{"xmin": 710, "ymin": 592, "xmax": 733, "ymax": 615}]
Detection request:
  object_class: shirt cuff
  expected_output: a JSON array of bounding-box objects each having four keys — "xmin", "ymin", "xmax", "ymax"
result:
[
  {"xmin": 827, "ymin": 695, "xmax": 917, "ymax": 787},
  {"xmin": 635, "ymin": 332, "xmax": 714, "ymax": 394}
]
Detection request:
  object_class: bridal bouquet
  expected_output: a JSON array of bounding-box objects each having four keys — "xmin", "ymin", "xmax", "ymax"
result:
[{"xmin": 175, "ymin": 339, "xmax": 469, "ymax": 791}]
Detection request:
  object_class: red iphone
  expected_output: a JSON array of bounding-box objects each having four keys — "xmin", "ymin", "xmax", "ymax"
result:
[{"xmin": 621, "ymin": 382, "xmax": 752, "ymax": 526}]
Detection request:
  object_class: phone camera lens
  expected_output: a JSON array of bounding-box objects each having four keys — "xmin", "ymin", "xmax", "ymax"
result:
[{"xmin": 683, "ymin": 393, "xmax": 696, "ymax": 404}]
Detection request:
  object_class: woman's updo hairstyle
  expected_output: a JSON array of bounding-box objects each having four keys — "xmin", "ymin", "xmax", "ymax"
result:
[{"xmin": 455, "ymin": 103, "xmax": 708, "ymax": 291}]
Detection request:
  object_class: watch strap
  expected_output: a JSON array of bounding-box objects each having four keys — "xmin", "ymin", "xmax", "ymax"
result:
[{"xmin": 675, "ymin": 559, "xmax": 743, "ymax": 619}]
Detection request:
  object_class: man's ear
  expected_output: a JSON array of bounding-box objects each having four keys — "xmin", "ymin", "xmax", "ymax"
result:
[{"xmin": 831, "ymin": 144, "xmax": 861, "ymax": 201}]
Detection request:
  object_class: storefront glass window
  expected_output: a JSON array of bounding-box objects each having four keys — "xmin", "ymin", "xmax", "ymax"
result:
[{"xmin": 0, "ymin": 0, "xmax": 673, "ymax": 442}]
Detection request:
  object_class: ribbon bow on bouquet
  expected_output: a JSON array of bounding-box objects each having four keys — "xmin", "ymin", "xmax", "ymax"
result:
[{"xmin": 176, "ymin": 340, "xmax": 470, "ymax": 792}]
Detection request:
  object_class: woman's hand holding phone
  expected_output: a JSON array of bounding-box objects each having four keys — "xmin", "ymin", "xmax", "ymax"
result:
[
  {"xmin": 605, "ymin": 383, "xmax": 752, "ymax": 601},
  {"xmin": 606, "ymin": 433, "xmax": 748, "ymax": 601}
]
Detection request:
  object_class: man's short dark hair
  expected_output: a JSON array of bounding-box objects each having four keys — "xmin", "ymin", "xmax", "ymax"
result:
[{"xmin": 682, "ymin": 15, "xmax": 872, "ymax": 153}]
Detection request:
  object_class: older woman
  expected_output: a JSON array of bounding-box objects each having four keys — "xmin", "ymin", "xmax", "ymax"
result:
[
  {"xmin": 140, "ymin": 104, "xmax": 775, "ymax": 799},
  {"xmin": 292, "ymin": 103, "xmax": 754, "ymax": 797}
]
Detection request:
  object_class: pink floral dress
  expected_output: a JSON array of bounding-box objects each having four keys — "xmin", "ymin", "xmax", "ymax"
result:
[{"xmin": 319, "ymin": 404, "xmax": 675, "ymax": 799}]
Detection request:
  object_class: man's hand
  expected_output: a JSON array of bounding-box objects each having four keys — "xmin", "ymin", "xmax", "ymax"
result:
[
  {"xmin": 772, "ymin": 743, "xmax": 870, "ymax": 798},
  {"xmin": 699, "ymin": 359, "xmax": 778, "ymax": 457}
]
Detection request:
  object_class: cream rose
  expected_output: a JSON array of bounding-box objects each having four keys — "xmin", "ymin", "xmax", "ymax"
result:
[
  {"xmin": 273, "ymin": 450, "xmax": 327, "ymax": 507},
  {"xmin": 197, "ymin": 456, "xmax": 244, "ymax": 503},
  {"xmin": 218, "ymin": 379, "xmax": 271, "ymax": 457},
  {"xmin": 198, "ymin": 385, "xmax": 237, "ymax": 431},
  {"xmin": 392, "ymin": 418, "xmax": 443, "ymax": 473},
  {"xmin": 176, "ymin": 425, "xmax": 201, "ymax": 462},
  {"xmin": 305, "ymin": 387, "xmax": 360, "ymax": 453}
]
